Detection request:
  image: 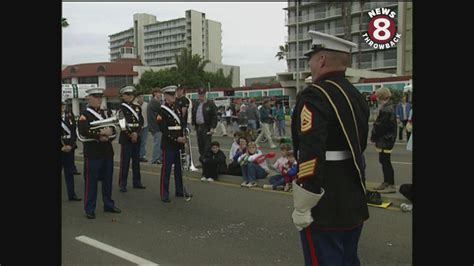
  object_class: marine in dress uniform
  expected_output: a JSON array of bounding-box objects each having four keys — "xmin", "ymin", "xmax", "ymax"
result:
[
  {"xmin": 156, "ymin": 85, "xmax": 191, "ymax": 203},
  {"xmin": 290, "ymin": 31, "xmax": 370, "ymax": 266},
  {"xmin": 61, "ymin": 100, "xmax": 81, "ymax": 201},
  {"xmin": 117, "ymin": 85, "xmax": 146, "ymax": 192},
  {"xmin": 77, "ymin": 88, "xmax": 121, "ymax": 219}
]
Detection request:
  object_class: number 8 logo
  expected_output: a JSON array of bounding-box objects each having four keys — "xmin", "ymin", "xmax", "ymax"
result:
[{"xmin": 368, "ymin": 15, "xmax": 395, "ymax": 44}]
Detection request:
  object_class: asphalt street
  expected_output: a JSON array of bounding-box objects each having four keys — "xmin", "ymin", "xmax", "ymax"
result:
[
  {"xmin": 62, "ymin": 168, "xmax": 412, "ymax": 265},
  {"xmin": 63, "ymin": 123, "xmax": 412, "ymax": 265}
]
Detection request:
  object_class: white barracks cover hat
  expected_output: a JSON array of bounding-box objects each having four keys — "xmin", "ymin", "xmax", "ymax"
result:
[{"xmin": 304, "ymin": 30, "xmax": 357, "ymax": 57}]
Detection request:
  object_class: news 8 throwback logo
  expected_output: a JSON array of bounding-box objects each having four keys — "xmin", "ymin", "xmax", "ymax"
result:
[{"xmin": 362, "ymin": 7, "xmax": 401, "ymax": 50}]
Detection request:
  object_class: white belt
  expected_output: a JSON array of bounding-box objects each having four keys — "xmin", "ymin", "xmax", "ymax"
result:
[
  {"xmin": 325, "ymin": 150, "xmax": 351, "ymax": 161},
  {"xmin": 62, "ymin": 136, "xmax": 71, "ymax": 139},
  {"xmin": 128, "ymin": 123, "xmax": 140, "ymax": 127},
  {"xmin": 168, "ymin": 126, "xmax": 182, "ymax": 130}
]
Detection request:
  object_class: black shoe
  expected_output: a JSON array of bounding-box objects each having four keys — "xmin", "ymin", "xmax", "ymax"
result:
[
  {"xmin": 69, "ymin": 196, "xmax": 82, "ymax": 201},
  {"xmin": 140, "ymin": 158, "xmax": 148, "ymax": 163},
  {"xmin": 161, "ymin": 198, "xmax": 171, "ymax": 203},
  {"xmin": 133, "ymin": 185, "xmax": 146, "ymax": 189},
  {"xmin": 86, "ymin": 213, "xmax": 96, "ymax": 219},
  {"xmin": 73, "ymin": 171, "xmax": 81, "ymax": 175},
  {"xmin": 120, "ymin": 187, "xmax": 127, "ymax": 192},
  {"xmin": 104, "ymin": 207, "xmax": 121, "ymax": 213},
  {"xmin": 155, "ymin": 160, "xmax": 162, "ymax": 164}
]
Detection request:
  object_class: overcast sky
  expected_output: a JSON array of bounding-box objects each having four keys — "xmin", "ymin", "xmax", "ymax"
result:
[{"xmin": 62, "ymin": 2, "xmax": 288, "ymax": 86}]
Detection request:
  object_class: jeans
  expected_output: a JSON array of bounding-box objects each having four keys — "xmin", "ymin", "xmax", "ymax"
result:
[
  {"xmin": 242, "ymin": 162, "xmax": 267, "ymax": 183},
  {"xmin": 379, "ymin": 152, "xmax": 394, "ymax": 185},
  {"xmin": 151, "ymin": 131, "xmax": 162, "ymax": 162},
  {"xmin": 276, "ymin": 119, "xmax": 286, "ymax": 136}
]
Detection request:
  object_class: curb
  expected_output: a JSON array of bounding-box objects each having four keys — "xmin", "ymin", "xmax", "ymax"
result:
[{"xmin": 74, "ymin": 155, "xmax": 409, "ymax": 209}]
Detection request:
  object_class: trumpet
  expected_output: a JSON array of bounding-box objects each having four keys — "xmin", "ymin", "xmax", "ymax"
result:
[
  {"xmin": 77, "ymin": 110, "xmax": 127, "ymax": 142},
  {"xmin": 180, "ymin": 127, "xmax": 198, "ymax": 172}
]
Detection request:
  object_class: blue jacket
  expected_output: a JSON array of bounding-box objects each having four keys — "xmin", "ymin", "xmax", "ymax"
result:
[{"xmin": 395, "ymin": 102, "xmax": 412, "ymax": 121}]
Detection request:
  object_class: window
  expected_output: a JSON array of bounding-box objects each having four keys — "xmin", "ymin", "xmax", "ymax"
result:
[
  {"xmin": 106, "ymin": 76, "xmax": 134, "ymax": 88},
  {"xmin": 69, "ymin": 67, "xmax": 76, "ymax": 75},
  {"xmin": 97, "ymin": 65, "xmax": 106, "ymax": 73},
  {"xmin": 78, "ymin": 76, "xmax": 98, "ymax": 84},
  {"xmin": 62, "ymin": 78, "xmax": 71, "ymax": 84}
]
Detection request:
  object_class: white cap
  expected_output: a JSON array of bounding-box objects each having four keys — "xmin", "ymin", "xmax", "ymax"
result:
[
  {"xmin": 85, "ymin": 87, "xmax": 105, "ymax": 96},
  {"xmin": 304, "ymin": 30, "xmax": 357, "ymax": 57},
  {"xmin": 161, "ymin": 85, "xmax": 177, "ymax": 94},
  {"xmin": 120, "ymin": 85, "xmax": 136, "ymax": 94}
]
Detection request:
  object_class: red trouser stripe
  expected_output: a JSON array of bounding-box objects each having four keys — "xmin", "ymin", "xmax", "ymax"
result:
[
  {"xmin": 118, "ymin": 144, "xmax": 123, "ymax": 186},
  {"xmin": 160, "ymin": 149, "xmax": 166, "ymax": 198},
  {"xmin": 84, "ymin": 159, "xmax": 89, "ymax": 209},
  {"xmin": 305, "ymin": 227, "xmax": 318, "ymax": 266}
]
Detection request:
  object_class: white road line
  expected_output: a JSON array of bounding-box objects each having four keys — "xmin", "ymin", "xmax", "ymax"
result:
[{"xmin": 75, "ymin": 235, "xmax": 159, "ymax": 266}]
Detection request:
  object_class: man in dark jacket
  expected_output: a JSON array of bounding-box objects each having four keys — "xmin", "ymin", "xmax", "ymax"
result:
[
  {"xmin": 371, "ymin": 87, "xmax": 397, "ymax": 193},
  {"xmin": 192, "ymin": 88, "xmax": 218, "ymax": 158},
  {"xmin": 290, "ymin": 31, "xmax": 369, "ymax": 265},
  {"xmin": 199, "ymin": 141, "xmax": 227, "ymax": 182}
]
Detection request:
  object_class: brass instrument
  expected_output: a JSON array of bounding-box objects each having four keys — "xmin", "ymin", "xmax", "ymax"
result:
[
  {"xmin": 77, "ymin": 110, "xmax": 127, "ymax": 142},
  {"xmin": 180, "ymin": 127, "xmax": 198, "ymax": 171}
]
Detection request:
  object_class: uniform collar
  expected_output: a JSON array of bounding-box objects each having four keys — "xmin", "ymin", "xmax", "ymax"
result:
[{"xmin": 314, "ymin": 71, "xmax": 346, "ymax": 83}]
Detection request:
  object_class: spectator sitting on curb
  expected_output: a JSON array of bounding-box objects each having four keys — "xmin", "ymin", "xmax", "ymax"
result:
[
  {"xmin": 238, "ymin": 142, "xmax": 270, "ymax": 188},
  {"xmin": 199, "ymin": 141, "xmax": 227, "ymax": 182},
  {"xmin": 228, "ymin": 137, "xmax": 248, "ymax": 176}
]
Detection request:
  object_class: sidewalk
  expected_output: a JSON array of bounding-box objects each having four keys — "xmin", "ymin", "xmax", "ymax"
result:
[{"xmin": 74, "ymin": 153, "xmax": 410, "ymax": 209}]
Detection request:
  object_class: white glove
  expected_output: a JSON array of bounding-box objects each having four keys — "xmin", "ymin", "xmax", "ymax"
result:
[{"xmin": 292, "ymin": 180, "xmax": 325, "ymax": 231}]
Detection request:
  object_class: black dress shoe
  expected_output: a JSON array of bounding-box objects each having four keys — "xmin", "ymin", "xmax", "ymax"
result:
[
  {"xmin": 133, "ymin": 185, "xmax": 146, "ymax": 189},
  {"xmin": 152, "ymin": 160, "xmax": 162, "ymax": 164},
  {"xmin": 86, "ymin": 213, "xmax": 96, "ymax": 219},
  {"xmin": 73, "ymin": 171, "xmax": 81, "ymax": 175},
  {"xmin": 119, "ymin": 187, "xmax": 127, "ymax": 192},
  {"xmin": 69, "ymin": 196, "xmax": 82, "ymax": 201},
  {"xmin": 104, "ymin": 207, "xmax": 122, "ymax": 213},
  {"xmin": 161, "ymin": 198, "xmax": 171, "ymax": 203},
  {"xmin": 140, "ymin": 158, "xmax": 148, "ymax": 162}
]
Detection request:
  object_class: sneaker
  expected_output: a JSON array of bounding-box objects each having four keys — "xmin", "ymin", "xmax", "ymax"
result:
[
  {"xmin": 206, "ymin": 178, "xmax": 215, "ymax": 182},
  {"xmin": 240, "ymin": 181, "xmax": 249, "ymax": 187},
  {"xmin": 270, "ymin": 144, "xmax": 277, "ymax": 149},
  {"xmin": 379, "ymin": 184, "xmax": 396, "ymax": 194},
  {"xmin": 140, "ymin": 158, "xmax": 148, "ymax": 163},
  {"xmin": 373, "ymin": 182, "xmax": 388, "ymax": 190},
  {"xmin": 275, "ymin": 185, "xmax": 284, "ymax": 191},
  {"xmin": 262, "ymin": 184, "xmax": 274, "ymax": 190},
  {"xmin": 400, "ymin": 203, "xmax": 413, "ymax": 212},
  {"xmin": 246, "ymin": 182, "xmax": 257, "ymax": 188},
  {"xmin": 200, "ymin": 177, "xmax": 207, "ymax": 182},
  {"xmin": 284, "ymin": 184, "xmax": 291, "ymax": 192}
]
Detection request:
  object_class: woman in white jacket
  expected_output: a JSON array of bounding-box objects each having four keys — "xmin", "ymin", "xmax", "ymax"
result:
[{"xmin": 238, "ymin": 142, "xmax": 270, "ymax": 188}]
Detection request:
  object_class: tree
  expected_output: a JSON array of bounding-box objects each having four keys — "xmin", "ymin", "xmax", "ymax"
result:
[
  {"xmin": 275, "ymin": 44, "xmax": 288, "ymax": 60},
  {"xmin": 62, "ymin": 17, "xmax": 69, "ymax": 28},
  {"xmin": 174, "ymin": 48, "xmax": 210, "ymax": 88}
]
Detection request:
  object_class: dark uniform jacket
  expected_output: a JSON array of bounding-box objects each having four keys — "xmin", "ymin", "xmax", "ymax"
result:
[
  {"xmin": 191, "ymin": 100, "xmax": 218, "ymax": 128},
  {"xmin": 370, "ymin": 103, "xmax": 397, "ymax": 150},
  {"xmin": 61, "ymin": 111, "xmax": 78, "ymax": 151},
  {"xmin": 291, "ymin": 71, "xmax": 369, "ymax": 229},
  {"xmin": 118, "ymin": 101, "xmax": 144, "ymax": 144},
  {"xmin": 157, "ymin": 102, "xmax": 185, "ymax": 151},
  {"xmin": 176, "ymin": 95, "xmax": 191, "ymax": 128},
  {"xmin": 77, "ymin": 107, "xmax": 116, "ymax": 159}
]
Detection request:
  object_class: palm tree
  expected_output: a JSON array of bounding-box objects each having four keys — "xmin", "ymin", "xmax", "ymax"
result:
[
  {"xmin": 62, "ymin": 17, "xmax": 69, "ymax": 28},
  {"xmin": 275, "ymin": 44, "xmax": 288, "ymax": 60}
]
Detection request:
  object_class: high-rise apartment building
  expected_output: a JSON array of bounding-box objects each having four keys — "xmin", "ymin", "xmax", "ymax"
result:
[
  {"xmin": 278, "ymin": 1, "xmax": 412, "ymax": 91},
  {"xmin": 109, "ymin": 10, "xmax": 222, "ymax": 66}
]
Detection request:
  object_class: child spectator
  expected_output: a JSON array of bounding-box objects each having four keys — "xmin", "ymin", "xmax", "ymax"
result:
[
  {"xmin": 199, "ymin": 141, "xmax": 227, "ymax": 182},
  {"xmin": 227, "ymin": 137, "xmax": 248, "ymax": 176},
  {"xmin": 238, "ymin": 142, "xmax": 270, "ymax": 188}
]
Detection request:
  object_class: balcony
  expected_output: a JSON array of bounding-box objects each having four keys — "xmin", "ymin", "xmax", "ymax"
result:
[
  {"xmin": 287, "ymin": 32, "xmax": 312, "ymax": 42},
  {"xmin": 286, "ymin": 11, "xmax": 327, "ymax": 25}
]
